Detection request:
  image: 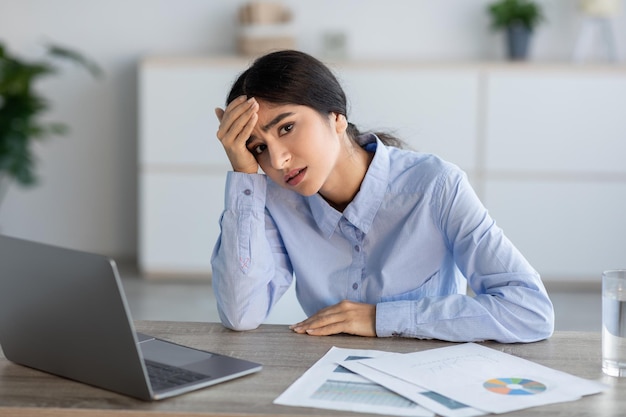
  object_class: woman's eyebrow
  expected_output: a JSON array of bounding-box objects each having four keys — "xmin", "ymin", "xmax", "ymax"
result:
[{"xmin": 261, "ymin": 112, "xmax": 294, "ymax": 132}]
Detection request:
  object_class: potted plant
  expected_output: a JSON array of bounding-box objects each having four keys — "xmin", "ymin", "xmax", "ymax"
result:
[
  {"xmin": 487, "ymin": 0, "xmax": 545, "ymax": 60},
  {"xmin": 0, "ymin": 42, "xmax": 101, "ymax": 208}
]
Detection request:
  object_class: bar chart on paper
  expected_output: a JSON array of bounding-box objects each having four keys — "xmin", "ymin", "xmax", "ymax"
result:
[
  {"xmin": 311, "ymin": 379, "xmax": 418, "ymax": 408},
  {"xmin": 274, "ymin": 346, "xmax": 433, "ymax": 417}
]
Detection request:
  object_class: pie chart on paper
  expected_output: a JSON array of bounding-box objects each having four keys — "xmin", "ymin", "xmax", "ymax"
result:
[{"xmin": 483, "ymin": 378, "xmax": 547, "ymax": 395}]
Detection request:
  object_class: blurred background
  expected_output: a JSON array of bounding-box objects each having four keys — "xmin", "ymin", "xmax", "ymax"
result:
[{"xmin": 1, "ymin": 0, "xmax": 625, "ymax": 329}]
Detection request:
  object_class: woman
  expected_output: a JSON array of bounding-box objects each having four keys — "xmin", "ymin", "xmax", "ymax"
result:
[{"xmin": 211, "ymin": 50, "xmax": 554, "ymax": 343}]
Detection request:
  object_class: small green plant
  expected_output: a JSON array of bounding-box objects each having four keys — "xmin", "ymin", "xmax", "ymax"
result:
[
  {"xmin": 0, "ymin": 42, "xmax": 101, "ymax": 204},
  {"xmin": 487, "ymin": 0, "xmax": 545, "ymax": 31}
]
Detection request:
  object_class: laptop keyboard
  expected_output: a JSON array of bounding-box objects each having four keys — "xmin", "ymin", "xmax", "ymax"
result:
[{"xmin": 145, "ymin": 360, "xmax": 209, "ymax": 391}]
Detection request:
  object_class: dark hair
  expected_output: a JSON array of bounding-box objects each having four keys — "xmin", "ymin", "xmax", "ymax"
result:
[{"xmin": 226, "ymin": 50, "xmax": 403, "ymax": 148}]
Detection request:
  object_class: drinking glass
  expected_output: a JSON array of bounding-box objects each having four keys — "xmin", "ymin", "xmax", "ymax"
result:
[{"xmin": 602, "ymin": 269, "xmax": 626, "ymax": 377}]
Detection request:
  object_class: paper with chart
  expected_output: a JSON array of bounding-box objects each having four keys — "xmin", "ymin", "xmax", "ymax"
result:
[
  {"xmin": 340, "ymin": 358, "xmax": 486, "ymax": 417},
  {"xmin": 273, "ymin": 346, "xmax": 433, "ymax": 416},
  {"xmin": 354, "ymin": 343, "xmax": 608, "ymax": 414}
]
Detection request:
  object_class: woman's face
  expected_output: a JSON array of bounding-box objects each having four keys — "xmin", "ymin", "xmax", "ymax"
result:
[{"xmin": 245, "ymin": 99, "xmax": 347, "ymax": 197}]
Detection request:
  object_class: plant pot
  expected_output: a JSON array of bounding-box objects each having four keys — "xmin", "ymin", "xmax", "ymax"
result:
[{"xmin": 506, "ymin": 23, "xmax": 532, "ymax": 60}]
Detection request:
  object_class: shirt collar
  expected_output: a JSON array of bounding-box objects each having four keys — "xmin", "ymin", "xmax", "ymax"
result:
[{"xmin": 308, "ymin": 134, "xmax": 390, "ymax": 238}]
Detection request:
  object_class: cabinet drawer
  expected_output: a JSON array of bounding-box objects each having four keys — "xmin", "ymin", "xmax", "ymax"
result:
[
  {"xmin": 140, "ymin": 64, "xmax": 244, "ymax": 166},
  {"xmin": 139, "ymin": 172, "xmax": 226, "ymax": 276},
  {"xmin": 485, "ymin": 72, "xmax": 626, "ymax": 173},
  {"xmin": 484, "ymin": 179, "xmax": 626, "ymax": 280}
]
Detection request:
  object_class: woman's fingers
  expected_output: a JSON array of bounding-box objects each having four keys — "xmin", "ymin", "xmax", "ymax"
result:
[
  {"xmin": 215, "ymin": 96, "xmax": 260, "ymax": 173},
  {"xmin": 290, "ymin": 300, "xmax": 376, "ymax": 337},
  {"xmin": 215, "ymin": 107, "xmax": 225, "ymax": 121},
  {"xmin": 218, "ymin": 96, "xmax": 256, "ymax": 138}
]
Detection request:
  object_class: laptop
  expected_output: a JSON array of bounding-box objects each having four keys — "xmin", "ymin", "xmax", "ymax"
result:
[{"xmin": 0, "ymin": 234, "xmax": 261, "ymax": 400}]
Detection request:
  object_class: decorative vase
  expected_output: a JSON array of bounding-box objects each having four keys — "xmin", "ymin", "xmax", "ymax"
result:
[{"xmin": 506, "ymin": 23, "xmax": 532, "ymax": 60}]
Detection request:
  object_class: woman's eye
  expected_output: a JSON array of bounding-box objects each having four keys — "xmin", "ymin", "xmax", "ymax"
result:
[
  {"xmin": 252, "ymin": 144, "xmax": 267, "ymax": 155},
  {"xmin": 279, "ymin": 123, "xmax": 293, "ymax": 135}
]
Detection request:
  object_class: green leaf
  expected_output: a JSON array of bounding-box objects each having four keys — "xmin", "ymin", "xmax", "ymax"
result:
[
  {"xmin": 0, "ymin": 40, "xmax": 101, "ymax": 188},
  {"xmin": 47, "ymin": 44, "xmax": 103, "ymax": 78},
  {"xmin": 487, "ymin": 0, "xmax": 545, "ymax": 31}
]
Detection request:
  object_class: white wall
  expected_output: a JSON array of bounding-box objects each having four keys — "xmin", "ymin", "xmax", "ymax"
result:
[{"xmin": 0, "ymin": 0, "xmax": 625, "ymax": 258}]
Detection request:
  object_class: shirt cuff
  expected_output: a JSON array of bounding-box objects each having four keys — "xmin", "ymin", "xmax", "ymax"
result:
[
  {"xmin": 224, "ymin": 172, "xmax": 267, "ymax": 212},
  {"xmin": 375, "ymin": 301, "xmax": 414, "ymax": 338}
]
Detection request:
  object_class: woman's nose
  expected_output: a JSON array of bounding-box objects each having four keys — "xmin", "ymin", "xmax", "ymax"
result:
[{"xmin": 269, "ymin": 144, "xmax": 291, "ymax": 169}]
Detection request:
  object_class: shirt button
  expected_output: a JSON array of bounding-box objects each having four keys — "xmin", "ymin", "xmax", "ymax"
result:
[
  {"xmin": 352, "ymin": 283, "xmax": 359, "ymax": 290},
  {"xmin": 354, "ymin": 245, "xmax": 360, "ymax": 252},
  {"xmin": 243, "ymin": 189, "xmax": 252, "ymax": 196}
]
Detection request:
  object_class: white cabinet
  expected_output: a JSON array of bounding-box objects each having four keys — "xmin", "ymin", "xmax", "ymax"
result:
[
  {"xmin": 139, "ymin": 58, "xmax": 626, "ymax": 282},
  {"xmin": 139, "ymin": 173, "xmax": 225, "ymax": 274},
  {"xmin": 138, "ymin": 58, "xmax": 480, "ymax": 277},
  {"xmin": 482, "ymin": 69, "xmax": 626, "ymax": 281},
  {"xmin": 139, "ymin": 59, "xmax": 246, "ymax": 277}
]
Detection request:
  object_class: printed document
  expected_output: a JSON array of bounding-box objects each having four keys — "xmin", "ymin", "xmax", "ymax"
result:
[
  {"xmin": 352, "ymin": 343, "xmax": 608, "ymax": 414},
  {"xmin": 274, "ymin": 346, "xmax": 433, "ymax": 416},
  {"xmin": 340, "ymin": 358, "xmax": 486, "ymax": 417}
]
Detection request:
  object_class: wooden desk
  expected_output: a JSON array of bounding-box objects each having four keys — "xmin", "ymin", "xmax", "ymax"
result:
[{"xmin": 0, "ymin": 322, "xmax": 623, "ymax": 417}]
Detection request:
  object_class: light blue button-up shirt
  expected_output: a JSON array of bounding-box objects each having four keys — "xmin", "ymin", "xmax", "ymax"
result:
[{"xmin": 211, "ymin": 136, "xmax": 554, "ymax": 343}]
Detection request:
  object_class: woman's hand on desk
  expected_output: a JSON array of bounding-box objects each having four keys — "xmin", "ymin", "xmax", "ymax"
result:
[{"xmin": 290, "ymin": 300, "xmax": 376, "ymax": 337}]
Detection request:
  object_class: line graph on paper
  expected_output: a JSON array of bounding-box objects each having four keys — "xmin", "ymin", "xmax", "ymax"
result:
[{"xmin": 311, "ymin": 380, "xmax": 418, "ymax": 408}]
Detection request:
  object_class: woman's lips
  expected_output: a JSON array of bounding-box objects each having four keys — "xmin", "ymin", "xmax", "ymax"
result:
[{"xmin": 285, "ymin": 167, "xmax": 307, "ymax": 186}]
